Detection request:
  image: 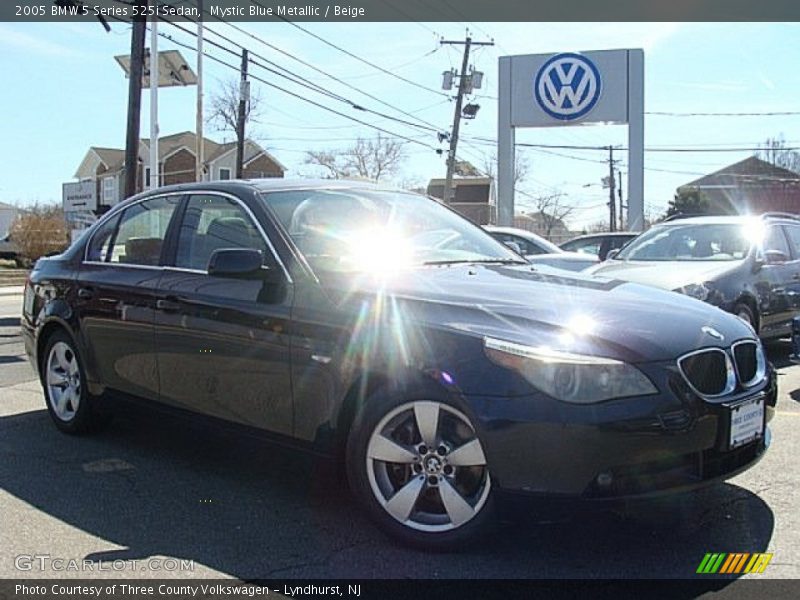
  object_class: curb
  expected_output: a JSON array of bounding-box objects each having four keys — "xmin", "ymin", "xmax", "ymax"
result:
[{"xmin": 0, "ymin": 286, "xmax": 24, "ymax": 297}]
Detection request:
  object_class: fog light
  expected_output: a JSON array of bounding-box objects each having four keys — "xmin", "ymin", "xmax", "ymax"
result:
[{"xmin": 596, "ymin": 472, "xmax": 613, "ymax": 488}]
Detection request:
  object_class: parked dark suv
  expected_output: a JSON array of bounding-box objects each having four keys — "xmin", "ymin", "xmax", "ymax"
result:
[
  {"xmin": 588, "ymin": 213, "xmax": 800, "ymax": 339},
  {"xmin": 21, "ymin": 181, "xmax": 775, "ymax": 549}
]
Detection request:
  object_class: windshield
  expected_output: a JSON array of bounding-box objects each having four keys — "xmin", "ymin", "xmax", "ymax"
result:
[
  {"xmin": 615, "ymin": 222, "xmax": 755, "ymax": 262},
  {"xmin": 260, "ymin": 188, "xmax": 524, "ymax": 273}
]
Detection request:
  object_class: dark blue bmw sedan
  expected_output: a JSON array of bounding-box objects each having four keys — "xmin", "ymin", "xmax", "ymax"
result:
[{"xmin": 21, "ymin": 180, "xmax": 776, "ymax": 549}]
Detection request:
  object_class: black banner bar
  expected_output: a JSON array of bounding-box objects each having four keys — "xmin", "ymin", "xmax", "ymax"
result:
[
  {"xmin": 5, "ymin": 0, "xmax": 800, "ymax": 23},
  {"xmin": 2, "ymin": 580, "xmax": 800, "ymax": 600}
]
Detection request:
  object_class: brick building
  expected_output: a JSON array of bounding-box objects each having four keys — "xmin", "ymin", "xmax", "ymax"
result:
[
  {"xmin": 72, "ymin": 131, "xmax": 286, "ymax": 209},
  {"xmin": 677, "ymin": 156, "xmax": 800, "ymax": 215}
]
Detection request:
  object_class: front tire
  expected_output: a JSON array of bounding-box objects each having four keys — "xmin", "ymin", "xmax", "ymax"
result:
[
  {"xmin": 41, "ymin": 330, "xmax": 110, "ymax": 434},
  {"xmin": 346, "ymin": 390, "xmax": 495, "ymax": 550},
  {"xmin": 733, "ymin": 302, "xmax": 758, "ymax": 333}
]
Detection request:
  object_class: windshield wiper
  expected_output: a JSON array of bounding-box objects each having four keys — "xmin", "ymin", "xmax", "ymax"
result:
[{"xmin": 422, "ymin": 258, "xmax": 528, "ymax": 266}]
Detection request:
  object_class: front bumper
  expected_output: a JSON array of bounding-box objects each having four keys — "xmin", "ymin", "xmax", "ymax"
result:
[{"xmin": 468, "ymin": 362, "xmax": 776, "ymax": 499}]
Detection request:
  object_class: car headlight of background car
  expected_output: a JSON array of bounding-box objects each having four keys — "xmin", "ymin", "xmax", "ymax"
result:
[
  {"xmin": 674, "ymin": 282, "xmax": 712, "ymax": 301},
  {"xmin": 484, "ymin": 337, "xmax": 658, "ymax": 404}
]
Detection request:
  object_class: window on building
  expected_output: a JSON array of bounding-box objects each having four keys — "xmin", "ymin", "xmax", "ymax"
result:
[
  {"xmin": 102, "ymin": 177, "xmax": 115, "ymax": 204},
  {"xmin": 219, "ymin": 168, "xmax": 231, "ymax": 181}
]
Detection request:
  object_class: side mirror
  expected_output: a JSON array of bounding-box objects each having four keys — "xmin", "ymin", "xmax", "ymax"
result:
[
  {"xmin": 606, "ymin": 249, "xmax": 620, "ymax": 260},
  {"xmin": 207, "ymin": 248, "xmax": 265, "ymax": 278},
  {"xmin": 765, "ymin": 249, "xmax": 789, "ymax": 265},
  {"xmin": 503, "ymin": 241, "xmax": 523, "ymax": 255}
]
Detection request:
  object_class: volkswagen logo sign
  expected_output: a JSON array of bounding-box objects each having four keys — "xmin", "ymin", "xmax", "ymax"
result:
[{"xmin": 534, "ymin": 53, "xmax": 602, "ymax": 121}]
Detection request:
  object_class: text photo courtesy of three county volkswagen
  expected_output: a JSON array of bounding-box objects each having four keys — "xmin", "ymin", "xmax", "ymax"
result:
[{"xmin": 3, "ymin": 0, "xmax": 800, "ymax": 589}]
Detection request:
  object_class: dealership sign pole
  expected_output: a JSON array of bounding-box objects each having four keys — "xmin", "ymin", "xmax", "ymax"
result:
[{"xmin": 497, "ymin": 49, "xmax": 644, "ymax": 231}]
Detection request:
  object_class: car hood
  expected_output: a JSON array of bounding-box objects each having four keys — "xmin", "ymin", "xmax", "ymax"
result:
[
  {"xmin": 586, "ymin": 259, "xmax": 742, "ymax": 290},
  {"xmin": 323, "ymin": 263, "xmax": 754, "ymax": 364},
  {"xmin": 526, "ymin": 252, "xmax": 598, "ymax": 272}
]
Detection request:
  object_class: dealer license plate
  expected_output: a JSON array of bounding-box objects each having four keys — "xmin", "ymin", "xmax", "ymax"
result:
[{"xmin": 728, "ymin": 396, "xmax": 765, "ymax": 449}]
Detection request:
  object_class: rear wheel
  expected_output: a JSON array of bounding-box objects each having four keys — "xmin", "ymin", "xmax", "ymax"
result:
[
  {"xmin": 347, "ymin": 393, "xmax": 494, "ymax": 550},
  {"xmin": 42, "ymin": 330, "xmax": 110, "ymax": 434}
]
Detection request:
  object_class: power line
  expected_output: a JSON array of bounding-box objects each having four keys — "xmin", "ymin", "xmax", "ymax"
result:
[
  {"xmin": 161, "ymin": 16, "xmax": 444, "ymax": 136},
  {"xmin": 155, "ymin": 28, "xmax": 442, "ymax": 152},
  {"xmin": 647, "ymin": 110, "xmax": 800, "ymax": 117},
  {"xmin": 188, "ymin": 7, "xmax": 447, "ymax": 133},
  {"xmin": 254, "ymin": 0, "xmax": 451, "ymax": 99}
]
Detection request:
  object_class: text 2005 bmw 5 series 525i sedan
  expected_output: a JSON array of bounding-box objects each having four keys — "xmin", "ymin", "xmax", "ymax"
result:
[{"xmin": 21, "ymin": 180, "xmax": 776, "ymax": 549}]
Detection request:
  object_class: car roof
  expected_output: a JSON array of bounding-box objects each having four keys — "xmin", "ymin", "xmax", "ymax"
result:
[
  {"xmin": 656, "ymin": 214, "xmax": 798, "ymax": 226},
  {"xmin": 483, "ymin": 226, "xmax": 547, "ymax": 241},
  {"xmin": 123, "ymin": 178, "xmax": 399, "ymax": 201},
  {"xmin": 564, "ymin": 232, "xmax": 637, "ymax": 241}
]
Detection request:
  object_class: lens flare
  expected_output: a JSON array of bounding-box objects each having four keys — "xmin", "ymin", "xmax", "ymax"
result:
[{"xmin": 342, "ymin": 227, "xmax": 414, "ymax": 273}]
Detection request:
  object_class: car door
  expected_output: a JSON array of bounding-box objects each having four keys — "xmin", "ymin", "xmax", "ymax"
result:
[
  {"xmin": 755, "ymin": 224, "xmax": 795, "ymax": 336},
  {"xmin": 77, "ymin": 195, "xmax": 180, "ymax": 400},
  {"xmin": 153, "ymin": 191, "xmax": 294, "ymax": 435},
  {"xmin": 779, "ymin": 223, "xmax": 800, "ymax": 324}
]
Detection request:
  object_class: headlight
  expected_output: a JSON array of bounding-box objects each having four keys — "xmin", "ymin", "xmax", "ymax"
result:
[
  {"xmin": 675, "ymin": 282, "xmax": 711, "ymax": 301},
  {"xmin": 484, "ymin": 337, "xmax": 658, "ymax": 404}
]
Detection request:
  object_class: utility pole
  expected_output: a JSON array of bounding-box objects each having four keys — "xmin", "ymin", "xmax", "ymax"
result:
[
  {"xmin": 124, "ymin": 0, "xmax": 148, "ymax": 199},
  {"xmin": 440, "ymin": 35, "xmax": 493, "ymax": 204},
  {"xmin": 617, "ymin": 168, "xmax": 624, "ymax": 231},
  {"xmin": 235, "ymin": 48, "xmax": 249, "ymax": 179},
  {"xmin": 195, "ymin": 0, "xmax": 204, "ymax": 182},
  {"xmin": 149, "ymin": 18, "xmax": 159, "ymax": 190},
  {"xmin": 607, "ymin": 146, "xmax": 617, "ymax": 232}
]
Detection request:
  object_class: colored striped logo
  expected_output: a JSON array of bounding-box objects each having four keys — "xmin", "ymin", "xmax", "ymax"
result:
[{"xmin": 696, "ymin": 553, "xmax": 773, "ymax": 574}]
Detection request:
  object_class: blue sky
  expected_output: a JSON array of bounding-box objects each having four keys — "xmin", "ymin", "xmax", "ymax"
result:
[{"xmin": 1, "ymin": 21, "xmax": 799, "ymax": 229}]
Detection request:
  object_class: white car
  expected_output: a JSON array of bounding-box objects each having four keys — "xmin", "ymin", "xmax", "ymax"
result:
[{"xmin": 484, "ymin": 226, "xmax": 599, "ymax": 272}]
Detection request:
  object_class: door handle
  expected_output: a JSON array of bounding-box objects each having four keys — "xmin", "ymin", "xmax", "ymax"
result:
[
  {"xmin": 77, "ymin": 287, "xmax": 93, "ymax": 300},
  {"xmin": 156, "ymin": 298, "xmax": 181, "ymax": 312},
  {"xmin": 793, "ymin": 273, "xmax": 800, "ymax": 281}
]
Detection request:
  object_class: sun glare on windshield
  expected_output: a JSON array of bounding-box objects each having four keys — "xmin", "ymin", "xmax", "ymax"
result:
[{"xmin": 342, "ymin": 227, "xmax": 414, "ymax": 274}]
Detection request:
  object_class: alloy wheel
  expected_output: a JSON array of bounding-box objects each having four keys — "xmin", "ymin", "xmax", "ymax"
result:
[
  {"xmin": 365, "ymin": 401, "xmax": 491, "ymax": 532},
  {"xmin": 46, "ymin": 341, "xmax": 81, "ymax": 422}
]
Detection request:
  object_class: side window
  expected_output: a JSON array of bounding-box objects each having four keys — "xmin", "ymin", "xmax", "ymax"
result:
[
  {"xmin": 786, "ymin": 225, "xmax": 800, "ymax": 260},
  {"xmin": 107, "ymin": 196, "xmax": 179, "ymax": 266},
  {"xmin": 85, "ymin": 214, "xmax": 120, "ymax": 262},
  {"xmin": 764, "ymin": 225, "xmax": 791, "ymax": 259},
  {"xmin": 175, "ymin": 194, "xmax": 269, "ymax": 271},
  {"xmin": 518, "ymin": 237, "xmax": 543, "ymax": 255},
  {"xmin": 573, "ymin": 240, "xmax": 602, "ymax": 256}
]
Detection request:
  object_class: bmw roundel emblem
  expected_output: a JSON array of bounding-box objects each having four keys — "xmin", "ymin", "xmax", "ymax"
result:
[{"xmin": 534, "ymin": 53, "xmax": 602, "ymax": 121}]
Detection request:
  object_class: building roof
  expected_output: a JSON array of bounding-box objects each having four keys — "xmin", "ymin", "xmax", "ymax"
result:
[
  {"xmin": 76, "ymin": 132, "xmax": 286, "ymax": 179},
  {"xmin": 90, "ymin": 147, "xmax": 126, "ymax": 171},
  {"xmin": 680, "ymin": 156, "xmax": 800, "ymax": 189}
]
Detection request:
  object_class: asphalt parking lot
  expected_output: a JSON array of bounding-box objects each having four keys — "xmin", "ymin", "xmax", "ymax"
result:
[{"xmin": 1, "ymin": 290, "xmax": 799, "ymax": 581}]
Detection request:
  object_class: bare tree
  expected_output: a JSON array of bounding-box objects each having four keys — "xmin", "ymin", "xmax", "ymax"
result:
[
  {"xmin": 304, "ymin": 134, "xmax": 406, "ymax": 181},
  {"xmin": 533, "ymin": 193, "xmax": 574, "ymax": 239},
  {"xmin": 9, "ymin": 203, "xmax": 69, "ymax": 265},
  {"xmin": 756, "ymin": 134, "xmax": 800, "ymax": 173},
  {"xmin": 482, "ymin": 151, "xmax": 530, "ymax": 187},
  {"xmin": 206, "ymin": 78, "xmax": 264, "ymax": 140}
]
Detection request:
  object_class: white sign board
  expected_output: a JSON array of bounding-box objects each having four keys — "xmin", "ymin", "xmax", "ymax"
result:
[
  {"xmin": 508, "ymin": 50, "xmax": 632, "ymax": 127},
  {"xmin": 63, "ymin": 181, "xmax": 97, "ymax": 213},
  {"xmin": 497, "ymin": 48, "xmax": 644, "ymax": 231}
]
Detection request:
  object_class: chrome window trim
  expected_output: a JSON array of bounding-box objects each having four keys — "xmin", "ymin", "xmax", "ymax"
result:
[
  {"xmin": 82, "ymin": 191, "xmax": 184, "ymax": 265},
  {"xmin": 82, "ymin": 190, "xmax": 292, "ymax": 283},
  {"xmin": 677, "ymin": 347, "xmax": 737, "ymax": 399},
  {"xmin": 731, "ymin": 339, "xmax": 767, "ymax": 389},
  {"xmin": 163, "ymin": 266, "xmax": 207, "ymax": 275},
  {"xmin": 82, "ymin": 260, "xmax": 163, "ymax": 271}
]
